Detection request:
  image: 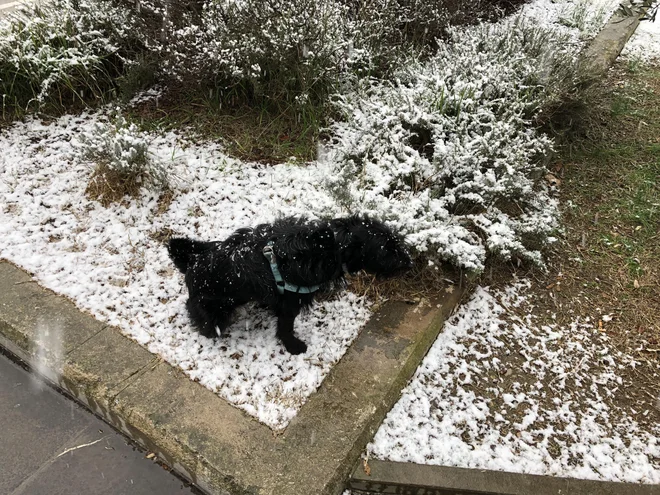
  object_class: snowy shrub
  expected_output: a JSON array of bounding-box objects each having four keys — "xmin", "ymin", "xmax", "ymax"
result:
[
  {"xmin": 0, "ymin": 0, "xmax": 145, "ymax": 111},
  {"xmin": 76, "ymin": 113, "xmax": 167, "ymax": 204},
  {"xmin": 0, "ymin": 0, "xmax": 528, "ymax": 115},
  {"xmin": 324, "ymin": 19, "xmax": 574, "ymax": 271},
  {"xmin": 157, "ymin": 0, "xmax": 527, "ymax": 108},
  {"xmin": 351, "ymin": 0, "xmax": 527, "ymax": 56},
  {"xmin": 159, "ymin": 0, "xmax": 368, "ymax": 109}
]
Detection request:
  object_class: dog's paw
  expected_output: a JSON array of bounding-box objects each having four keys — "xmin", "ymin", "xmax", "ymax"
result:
[{"xmin": 284, "ymin": 337, "xmax": 308, "ymax": 355}]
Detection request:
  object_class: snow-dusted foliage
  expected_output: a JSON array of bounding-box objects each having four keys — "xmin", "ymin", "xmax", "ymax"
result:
[
  {"xmin": 0, "ymin": 0, "xmax": 144, "ymax": 109},
  {"xmin": 75, "ymin": 113, "xmax": 167, "ymax": 190},
  {"xmin": 159, "ymin": 0, "xmax": 368, "ymax": 106},
  {"xmin": 325, "ymin": 19, "xmax": 574, "ymax": 271},
  {"xmin": 153, "ymin": 0, "xmax": 531, "ymax": 106},
  {"xmin": 352, "ymin": 0, "xmax": 527, "ymax": 54}
]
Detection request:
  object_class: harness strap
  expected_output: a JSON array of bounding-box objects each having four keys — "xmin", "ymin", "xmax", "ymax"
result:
[{"xmin": 263, "ymin": 241, "xmax": 321, "ymax": 295}]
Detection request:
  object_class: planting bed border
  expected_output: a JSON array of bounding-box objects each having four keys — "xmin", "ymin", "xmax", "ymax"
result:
[
  {"xmin": 348, "ymin": 459, "xmax": 660, "ymax": 495},
  {"xmin": 0, "ymin": 260, "xmax": 464, "ymax": 494}
]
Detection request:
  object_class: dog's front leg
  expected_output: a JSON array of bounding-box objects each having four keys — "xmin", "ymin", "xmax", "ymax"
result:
[{"xmin": 276, "ymin": 294, "xmax": 307, "ymax": 355}]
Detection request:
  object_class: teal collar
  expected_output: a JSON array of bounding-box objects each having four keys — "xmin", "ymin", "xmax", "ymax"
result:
[{"xmin": 263, "ymin": 241, "xmax": 322, "ymax": 295}]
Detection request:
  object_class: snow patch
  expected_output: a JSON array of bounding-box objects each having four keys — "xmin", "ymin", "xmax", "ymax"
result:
[
  {"xmin": 0, "ymin": 111, "xmax": 368, "ymax": 429},
  {"xmin": 369, "ymin": 283, "xmax": 660, "ymax": 483}
]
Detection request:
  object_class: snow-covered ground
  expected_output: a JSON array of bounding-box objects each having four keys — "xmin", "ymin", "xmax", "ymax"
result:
[
  {"xmin": 0, "ymin": 113, "xmax": 369, "ymax": 429},
  {"xmin": 368, "ymin": 283, "xmax": 660, "ymax": 483},
  {"xmin": 622, "ymin": 9, "xmax": 660, "ymax": 62},
  {"xmin": 0, "ymin": 0, "xmax": 625, "ymax": 431}
]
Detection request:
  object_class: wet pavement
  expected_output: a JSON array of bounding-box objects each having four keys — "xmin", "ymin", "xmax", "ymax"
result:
[{"xmin": 0, "ymin": 352, "xmax": 200, "ymax": 495}]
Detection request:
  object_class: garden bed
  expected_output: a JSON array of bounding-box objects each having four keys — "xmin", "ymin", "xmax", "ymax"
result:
[{"xmin": 0, "ymin": 0, "xmax": 625, "ymax": 431}]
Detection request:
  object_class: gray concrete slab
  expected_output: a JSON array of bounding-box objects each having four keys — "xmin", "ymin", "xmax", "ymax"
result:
[
  {"xmin": 0, "ymin": 262, "xmax": 106, "ymax": 358},
  {"xmin": 349, "ymin": 459, "xmax": 660, "ymax": 495},
  {"xmin": 64, "ymin": 325, "xmax": 159, "ymax": 395},
  {"xmin": 0, "ymin": 352, "xmax": 199, "ymax": 495},
  {"xmin": 580, "ymin": 0, "xmax": 650, "ymax": 77},
  {"xmin": 1, "ymin": 357, "xmax": 88, "ymax": 494}
]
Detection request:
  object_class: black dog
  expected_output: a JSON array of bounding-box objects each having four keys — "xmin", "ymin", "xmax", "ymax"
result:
[{"xmin": 168, "ymin": 216, "xmax": 412, "ymax": 354}]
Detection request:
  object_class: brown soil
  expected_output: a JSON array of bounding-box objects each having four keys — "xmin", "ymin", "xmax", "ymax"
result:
[{"xmin": 488, "ymin": 62, "xmax": 660, "ymax": 432}]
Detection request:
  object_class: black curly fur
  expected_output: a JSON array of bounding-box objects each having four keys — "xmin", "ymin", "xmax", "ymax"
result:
[{"xmin": 168, "ymin": 215, "xmax": 412, "ymax": 354}]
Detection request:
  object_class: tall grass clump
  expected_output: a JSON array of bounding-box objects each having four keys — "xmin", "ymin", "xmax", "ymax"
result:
[
  {"xmin": 0, "ymin": 0, "xmax": 146, "ymax": 114},
  {"xmin": 158, "ymin": 0, "xmax": 368, "ymax": 113},
  {"xmin": 350, "ymin": 0, "xmax": 527, "ymax": 57},
  {"xmin": 75, "ymin": 113, "xmax": 167, "ymax": 205}
]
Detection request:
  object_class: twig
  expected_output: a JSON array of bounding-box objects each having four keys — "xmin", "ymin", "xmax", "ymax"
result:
[{"xmin": 56, "ymin": 436, "xmax": 110, "ymax": 457}]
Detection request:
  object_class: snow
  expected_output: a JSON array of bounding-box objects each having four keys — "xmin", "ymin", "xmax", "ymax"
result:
[
  {"xmin": 368, "ymin": 283, "xmax": 660, "ymax": 483},
  {"xmin": 0, "ymin": 0, "xmax": 630, "ymax": 433},
  {"xmin": 0, "ymin": 112, "xmax": 369, "ymax": 430},
  {"xmin": 622, "ymin": 12, "xmax": 660, "ymax": 62},
  {"xmin": 520, "ymin": 0, "xmax": 619, "ymax": 38}
]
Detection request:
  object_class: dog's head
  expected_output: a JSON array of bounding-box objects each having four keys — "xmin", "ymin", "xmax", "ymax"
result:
[{"xmin": 332, "ymin": 216, "xmax": 413, "ymax": 278}]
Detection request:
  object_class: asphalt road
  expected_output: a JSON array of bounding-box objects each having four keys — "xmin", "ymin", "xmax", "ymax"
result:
[{"xmin": 0, "ymin": 352, "xmax": 200, "ymax": 495}]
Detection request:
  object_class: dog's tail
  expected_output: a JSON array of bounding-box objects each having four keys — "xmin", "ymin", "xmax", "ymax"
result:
[{"xmin": 167, "ymin": 237, "xmax": 215, "ymax": 273}]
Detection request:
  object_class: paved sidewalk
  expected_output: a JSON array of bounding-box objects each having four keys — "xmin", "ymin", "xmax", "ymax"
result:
[{"xmin": 0, "ymin": 352, "xmax": 200, "ymax": 495}]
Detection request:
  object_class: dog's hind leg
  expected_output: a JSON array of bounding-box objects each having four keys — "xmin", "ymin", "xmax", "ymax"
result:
[
  {"xmin": 275, "ymin": 293, "xmax": 313, "ymax": 355},
  {"xmin": 276, "ymin": 313, "xmax": 306, "ymax": 355},
  {"xmin": 186, "ymin": 298, "xmax": 233, "ymax": 339}
]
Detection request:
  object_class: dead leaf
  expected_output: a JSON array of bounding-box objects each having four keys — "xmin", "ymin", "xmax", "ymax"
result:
[
  {"xmin": 444, "ymin": 285, "xmax": 454, "ymax": 294},
  {"xmin": 146, "ymin": 452, "xmax": 156, "ymax": 459},
  {"xmin": 634, "ymin": 279, "xmax": 640, "ymax": 289},
  {"xmin": 545, "ymin": 173, "xmax": 561, "ymax": 187},
  {"xmin": 229, "ymin": 351, "xmax": 244, "ymax": 360},
  {"xmin": 362, "ymin": 458, "xmax": 371, "ymax": 476}
]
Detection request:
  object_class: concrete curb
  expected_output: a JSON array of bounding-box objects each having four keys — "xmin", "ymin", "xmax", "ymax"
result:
[
  {"xmin": 579, "ymin": 1, "xmax": 650, "ymax": 77},
  {"xmin": 348, "ymin": 459, "xmax": 660, "ymax": 495},
  {"xmin": 0, "ymin": 260, "xmax": 465, "ymax": 495}
]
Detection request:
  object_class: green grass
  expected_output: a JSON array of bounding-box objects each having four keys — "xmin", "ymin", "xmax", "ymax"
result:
[{"xmin": 554, "ymin": 62, "xmax": 660, "ymax": 319}]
